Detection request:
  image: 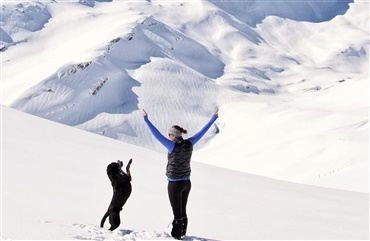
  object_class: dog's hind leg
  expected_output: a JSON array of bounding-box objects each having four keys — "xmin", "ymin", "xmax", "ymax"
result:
[{"xmin": 108, "ymin": 212, "xmax": 121, "ymax": 231}]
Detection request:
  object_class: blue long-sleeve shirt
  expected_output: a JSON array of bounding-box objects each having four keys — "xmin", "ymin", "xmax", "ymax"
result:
[{"xmin": 143, "ymin": 115, "xmax": 218, "ymax": 153}]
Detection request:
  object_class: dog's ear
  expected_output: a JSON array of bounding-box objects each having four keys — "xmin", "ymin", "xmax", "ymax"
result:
[{"xmin": 117, "ymin": 160, "xmax": 123, "ymax": 168}]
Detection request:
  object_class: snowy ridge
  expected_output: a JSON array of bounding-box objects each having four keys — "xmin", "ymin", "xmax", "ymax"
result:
[{"xmin": 0, "ymin": 2, "xmax": 51, "ymax": 51}]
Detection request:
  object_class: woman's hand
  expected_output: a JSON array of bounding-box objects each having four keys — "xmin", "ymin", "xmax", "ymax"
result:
[
  {"xmin": 142, "ymin": 109, "xmax": 148, "ymax": 117},
  {"xmin": 214, "ymin": 108, "xmax": 219, "ymax": 117}
]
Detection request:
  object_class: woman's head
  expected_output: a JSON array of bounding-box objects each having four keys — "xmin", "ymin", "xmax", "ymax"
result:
[{"xmin": 168, "ymin": 125, "xmax": 187, "ymax": 141}]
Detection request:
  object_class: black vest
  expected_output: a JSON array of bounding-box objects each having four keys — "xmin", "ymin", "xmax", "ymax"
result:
[{"xmin": 166, "ymin": 139, "xmax": 193, "ymax": 179}]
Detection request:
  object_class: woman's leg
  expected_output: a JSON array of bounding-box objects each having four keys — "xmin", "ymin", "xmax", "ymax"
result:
[
  {"xmin": 168, "ymin": 181, "xmax": 183, "ymax": 219},
  {"xmin": 181, "ymin": 180, "xmax": 191, "ymax": 217},
  {"xmin": 168, "ymin": 180, "xmax": 191, "ymax": 238},
  {"xmin": 181, "ymin": 180, "xmax": 191, "ymax": 236},
  {"xmin": 168, "ymin": 181, "xmax": 184, "ymax": 239}
]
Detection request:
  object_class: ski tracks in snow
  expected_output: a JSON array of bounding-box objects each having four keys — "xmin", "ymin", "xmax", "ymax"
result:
[{"xmin": 71, "ymin": 223, "xmax": 215, "ymax": 241}]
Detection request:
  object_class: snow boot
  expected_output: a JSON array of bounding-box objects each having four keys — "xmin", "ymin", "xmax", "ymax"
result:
[
  {"xmin": 182, "ymin": 216, "xmax": 188, "ymax": 236},
  {"xmin": 171, "ymin": 218, "xmax": 183, "ymax": 239}
]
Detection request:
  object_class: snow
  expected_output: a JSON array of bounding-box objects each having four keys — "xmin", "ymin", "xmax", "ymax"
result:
[
  {"xmin": 2, "ymin": 106, "xmax": 368, "ymax": 240},
  {"xmin": 1, "ymin": 0, "xmax": 369, "ymax": 239}
]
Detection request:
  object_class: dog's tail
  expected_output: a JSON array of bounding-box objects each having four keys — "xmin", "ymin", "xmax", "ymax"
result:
[{"xmin": 100, "ymin": 211, "xmax": 110, "ymax": 228}]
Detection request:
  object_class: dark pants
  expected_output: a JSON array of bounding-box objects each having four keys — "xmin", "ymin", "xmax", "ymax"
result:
[{"xmin": 167, "ymin": 180, "xmax": 191, "ymax": 219}]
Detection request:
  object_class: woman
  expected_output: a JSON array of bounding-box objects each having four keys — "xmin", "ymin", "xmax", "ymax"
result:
[{"xmin": 142, "ymin": 108, "xmax": 218, "ymax": 239}]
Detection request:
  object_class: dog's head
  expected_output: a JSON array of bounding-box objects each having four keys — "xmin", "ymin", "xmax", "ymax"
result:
[{"xmin": 107, "ymin": 160, "xmax": 123, "ymax": 177}]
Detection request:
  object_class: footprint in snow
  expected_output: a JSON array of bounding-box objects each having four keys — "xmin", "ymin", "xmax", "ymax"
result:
[{"xmin": 71, "ymin": 223, "xmax": 217, "ymax": 240}]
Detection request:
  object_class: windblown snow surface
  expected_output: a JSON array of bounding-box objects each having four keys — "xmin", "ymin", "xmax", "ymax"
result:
[{"xmin": 1, "ymin": 0, "xmax": 369, "ymax": 240}]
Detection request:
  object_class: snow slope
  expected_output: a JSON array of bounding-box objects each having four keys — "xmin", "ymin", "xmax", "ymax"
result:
[
  {"xmin": 1, "ymin": 0, "xmax": 368, "ymax": 193},
  {"xmin": 2, "ymin": 106, "xmax": 369, "ymax": 240}
]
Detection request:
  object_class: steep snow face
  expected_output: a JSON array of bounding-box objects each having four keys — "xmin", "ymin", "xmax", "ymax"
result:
[{"xmin": 1, "ymin": 0, "xmax": 369, "ymax": 192}]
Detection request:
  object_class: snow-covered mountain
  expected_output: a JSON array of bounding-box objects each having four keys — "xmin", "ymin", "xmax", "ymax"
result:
[
  {"xmin": 1, "ymin": 0, "xmax": 369, "ymax": 239},
  {"xmin": 2, "ymin": 0, "xmax": 368, "ymax": 192}
]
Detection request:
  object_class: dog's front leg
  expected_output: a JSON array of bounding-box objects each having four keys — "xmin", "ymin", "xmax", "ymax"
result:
[{"xmin": 126, "ymin": 159, "xmax": 132, "ymax": 181}]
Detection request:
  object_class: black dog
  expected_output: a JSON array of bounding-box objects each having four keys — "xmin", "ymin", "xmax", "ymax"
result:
[{"xmin": 100, "ymin": 159, "xmax": 132, "ymax": 231}]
